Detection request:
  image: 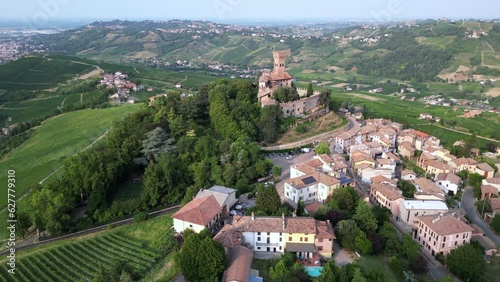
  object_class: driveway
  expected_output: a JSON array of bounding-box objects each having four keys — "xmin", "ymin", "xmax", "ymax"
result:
[
  {"xmin": 333, "ymin": 241, "xmax": 355, "ymax": 266},
  {"xmin": 462, "ymin": 187, "xmax": 500, "ymax": 246}
]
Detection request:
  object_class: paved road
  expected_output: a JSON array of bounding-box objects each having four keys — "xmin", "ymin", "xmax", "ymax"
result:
[
  {"xmin": 462, "ymin": 187, "xmax": 500, "ymax": 246},
  {"xmin": 0, "ymin": 204, "xmax": 181, "ymax": 256},
  {"xmin": 262, "ymin": 116, "xmax": 357, "ymax": 151}
]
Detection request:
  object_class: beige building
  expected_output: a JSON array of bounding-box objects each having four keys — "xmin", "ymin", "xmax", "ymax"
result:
[
  {"xmin": 370, "ymin": 183, "xmax": 405, "ymax": 218},
  {"xmin": 399, "ymin": 200, "xmax": 449, "ymax": 228},
  {"xmin": 398, "ymin": 141, "xmax": 416, "ymax": 159},
  {"xmin": 415, "ymin": 214, "xmax": 473, "ymax": 256}
]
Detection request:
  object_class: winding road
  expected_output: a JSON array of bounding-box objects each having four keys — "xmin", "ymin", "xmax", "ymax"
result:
[{"xmin": 462, "ymin": 188, "xmax": 500, "ymax": 246}]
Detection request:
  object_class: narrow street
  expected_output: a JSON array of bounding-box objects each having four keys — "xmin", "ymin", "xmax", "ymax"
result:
[{"xmin": 462, "ymin": 188, "xmax": 500, "ymax": 246}]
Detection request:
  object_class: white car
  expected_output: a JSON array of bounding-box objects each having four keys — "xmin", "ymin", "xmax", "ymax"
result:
[{"xmin": 286, "ymin": 155, "xmax": 293, "ymax": 160}]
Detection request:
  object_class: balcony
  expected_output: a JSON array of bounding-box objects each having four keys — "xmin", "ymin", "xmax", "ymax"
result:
[{"xmin": 256, "ymin": 242, "xmax": 281, "ymax": 247}]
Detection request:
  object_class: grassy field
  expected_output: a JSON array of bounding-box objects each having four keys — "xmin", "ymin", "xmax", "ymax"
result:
[
  {"xmin": 0, "ymin": 56, "xmax": 93, "ymax": 92},
  {"xmin": 419, "ymin": 36, "xmax": 456, "ymax": 48},
  {"xmin": 274, "ymin": 112, "xmax": 347, "ymax": 145},
  {"xmin": 0, "ymin": 91, "xmax": 104, "ymax": 124},
  {"xmin": 357, "ymin": 256, "xmax": 399, "ymax": 282},
  {"xmin": 0, "ymin": 215, "xmax": 176, "ymax": 281},
  {"xmin": 0, "ymin": 104, "xmax": 141, "ymax": 241}
]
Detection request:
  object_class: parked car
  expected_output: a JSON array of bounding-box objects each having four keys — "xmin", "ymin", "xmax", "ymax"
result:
[{"xmin": 286, "ymin": 155, "xmax": 293, "ymax": 160}]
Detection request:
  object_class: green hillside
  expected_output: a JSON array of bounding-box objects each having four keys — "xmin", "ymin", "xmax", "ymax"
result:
[{"xmin": 0, "ymin": 105, "xmax": 141, "ymax": 241}]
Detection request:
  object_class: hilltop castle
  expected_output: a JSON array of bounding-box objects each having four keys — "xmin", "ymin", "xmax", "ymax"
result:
[{"xmin": 258, "ymin": 50, "xmax": 323, "ymax": 118}]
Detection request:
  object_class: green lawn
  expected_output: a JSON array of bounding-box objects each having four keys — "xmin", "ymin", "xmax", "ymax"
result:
[
  {"xmin": 357, "ymin": 256, "xmax": 399, "ymax": 282},
  {"xmin": 0, "ymin": 104, "xmax": 141, "ymax": 241}
]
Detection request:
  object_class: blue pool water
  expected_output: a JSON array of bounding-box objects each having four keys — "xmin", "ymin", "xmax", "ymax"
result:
[{"xmin": 304, "ymin": 266, "xmax": 323, "ymax": 277}]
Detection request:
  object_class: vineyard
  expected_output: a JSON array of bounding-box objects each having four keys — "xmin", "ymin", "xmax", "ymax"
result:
[{"xmin": 0, "ymin": 233, "xmax": 159, "ymax": 281}]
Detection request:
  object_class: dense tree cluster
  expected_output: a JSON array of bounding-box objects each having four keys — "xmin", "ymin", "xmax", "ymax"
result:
[
  {"xmin": 272, "ymin": 87, "xmax": 300, "ymax": 103},
  {"xmin": 446, "ymin": 243, "xmax": 487, "ymax": 282}
]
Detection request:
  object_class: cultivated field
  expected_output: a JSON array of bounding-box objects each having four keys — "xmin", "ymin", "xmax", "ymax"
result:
[
  {"xmin": 0, "ymin": 105, "xmax": 141, "ymax": 241},
  {"xmin": 0, "ymin": 233, "xmax": 159, "ymax": 281}
]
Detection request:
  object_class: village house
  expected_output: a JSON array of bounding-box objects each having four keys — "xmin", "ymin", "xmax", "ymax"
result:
[
  {"xmin": 172, "ymin": 195, "xmax": 224, "ymax": 234},
  {"xmin": 335, "ymin": 131, "xmax": 356, "ymax": 153},
  {"xmin": 213, "ymin": 214, "xmax": 336, "ymax": 260},
  {"xmin": 401, "ymin": 169, "xmax": 417, "ymax": 181},
  {"xmin": 481, "ymin": 184, "xmax": 498, "ymax": 199},
  {"xmin": 424, "ymin": 160, "xmax": 452, "ymax": 176},
  {"xmin": 358, "ymin": 166, "xmax": 393, "ymax": 184},
  {"xmin": 412, "ymin": 178, "xmax": 446, "ymax": 200},
  {"xmin": 415, "ymin": 213, "xmax": 473, "ymax": 256},
  {"xmin": 399, "ymin": 200, "xmax": 449, "ymax": 228},
  {"xmin": 468, "ymin": 163, "xmax": 495, "ymax": 179},
  {"xmin": 482, "ymin": 177, "xmax": 500, "ymax": 194},
  {"xmin": 284, "ymin": 172, "xmax": 341, "ymax": 204},
  {"xmin": 195, "ymin": 185, "xmax": 238, "ymax": 215},
  {"xmin": 221, "ymin": 246, "xmax": 261, "ymax": 282},
  {"xmin": 398, "ymin": 141, "xmax": 416, "ymax": 159},
  {"xmin": 370, "ymin": 183, "xmax": 405, "ymax": 218},
  {"xmin": 434, "ymin": 173, "xmax": 462, "ymax": 196},
  {"xmin": 350, "ymin": 151, "xmax": 376, "ymax": 173}
]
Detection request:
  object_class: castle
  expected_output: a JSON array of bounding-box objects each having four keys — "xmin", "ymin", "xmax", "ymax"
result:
[{"xmin": 258, "ymin": 50, "xmax": 322, "ymax": 118}]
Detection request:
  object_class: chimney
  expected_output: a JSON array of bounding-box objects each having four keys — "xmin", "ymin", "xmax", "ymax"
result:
[{"xmin": 251, "ymin": 212, "xmax": 255, "ymax": 221}]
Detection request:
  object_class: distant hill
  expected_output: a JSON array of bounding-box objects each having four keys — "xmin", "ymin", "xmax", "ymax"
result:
[{"xmin": 35, "ymin": 19, "xmax": 500, "ymax": 83}]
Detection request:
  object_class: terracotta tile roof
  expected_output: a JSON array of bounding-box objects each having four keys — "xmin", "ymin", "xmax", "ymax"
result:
[
  {"xmin": 305, "ymin": 159, "xmax": 323, "ymax": 167},
  {"xmin": 436, "ymin": 173, "xmax": 461, "ymax": 185},
  {"xmin": 213, "ymin": 224, "xmax": 244, "ymax": 248},
  {"xmin": 481, "ymin": 185, "xmax": 498, "ymax": 195},
  {"xmin": 452, "ymin": 157, "xmax": 469, "ymax": 166},
  {"xmin": 467, "ymin": 158, "xmax": 479, "ymax": 165},
  {"xmin": 399, "ymin": 141, "xmax": 416, "ymax": 152},
  {"xmin": 420, "ymin": 152, "xmax": 436, "ymax": 161},
  {"xmin": 385, "ymin": 152, "xmax": 401, "ymax": 163},
  {"xmin": 305, "ymin": 202, "xmax": 321, "ymax": 216},
  {"xmin": 491, "ymin": 198, "xmax": 500, "ymax": 212},
  {"xmin": 338, "ymin": 131, "xmax": 355, "ymax": 140},
  {"xmin": 229, "ymin": 215, "xmax": 317, "ymax": 234},
  {"xmin": 377, "ymin": 158, "xmax": 393, "ymax": 166},
  {"xmin": 402, "ymin": 169, "xmax": 417, "ymax": 176},
  {"xmin": 359, "ymin": 125, "xmax": 377, "ymax": 135},
  {"xmin": 331, "ymin": 154, "xmax": 348, "ymax": 170},
  {"xmin": 315, "ymin": 220, "xmax": 336, "ymax": 239},
  {"xmin": 352, "ymin": 152, "xmax": 375, "ymax": 164},
  {"xmin": 371, "ymin": 175, "xmax": 397, "ymax": 185},
  {"xmin": 414, "ymin": 130, "xmax": 430, "ymax": 138},
  {"xmin": 222, "ymin": 246, "xmax": 253, "ymax": 282},
  {"xmin": 371, "ymin": 183, "xmax": 404, "ymax": 201},
  {"xmin": 485, "ymin": 177, "xmax": 500, "ymax": 185},
  {"xmin": 286, "ymin": 172, "xmax": 340, "ymax": 189},
  {"xmin": 173, "ymin": 195, "xmax": 221, "ymax": 226},
  {"xmin": 418, "ymin": 214, "xmax": 473, "ymax": 236},
  {"xmin": 292, "ymin": 163, "xmax": 318, "ymax": 175},
  {"xmin": 476, "ymin": 163, "xmax": 495, "ymax": 172},
  {"xmin": 425, "ymin": 160, "xmax": 452, "ymax": 171},
  {"xmin": 316, "ymin": 154, "xmax": 333, "ymax": 164},
  {"xmin": 414, "ymin": 178, "xmax": 443, "ymax": 195},
  {"xmin": 380, "ymin": 137, "xmax": 392, "ymax": 145},
  {"xmin": 357, "ymin": 163, "xmax": 372, "ymax": 171}
]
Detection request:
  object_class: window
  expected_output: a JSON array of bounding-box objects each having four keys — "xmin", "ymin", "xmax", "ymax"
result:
[
  {"xmin": 443, "ymin": 236, "xmax": 446, "ymax": 242},
  {"xmin": 280, "ymin": 237, "xmax": 282, "ymax": 242},
  {"xmin": 456, "ymin": 235, "xmax": 459, "ymax": 238},
  {"xmin": 289, "ymin": 237, "xmax": 292, "ymax": 241},
  {"xmin": 267, "ymin": 232, "xmax": 270, "ymax": 235},
  {"xmin": 258, "ymin": 237, "xmax": 261, "ymax": 241},
  {"xmin": 279, "ymin": 246, "xmax": 282, "ymax": 251},
  {"xmin": 257, "ymin": 247, "xmax": 261, "ymax": 250},
  {"xmin": 318, "ymin": 238, "xmax": 323, "ymax": 243},
  {"xmin": 455, "ymin": 241, "xmax": 458, "ymax": 246},
  {"xmin": 318, "ymin": 246, "xmax": 323, "ymax": 251},
  {"xmin": 442, "ymin": 243, "xmax": 445, "ymax": 248},
  {"xmin": 305, "ymin": 237, "xmax": 308, "ymax": 242},
  {"xmin": 258, "ymin": 232, "xmax": 261, "ymax": 235},
  {"xmin": 189, "ymin": 224, "xmax": 193, "ymax": 227}
]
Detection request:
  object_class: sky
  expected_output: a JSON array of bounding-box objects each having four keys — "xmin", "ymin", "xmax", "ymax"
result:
[{"xmin": 3, "ymin": 0, "xmax": 499, "ymax": 24}]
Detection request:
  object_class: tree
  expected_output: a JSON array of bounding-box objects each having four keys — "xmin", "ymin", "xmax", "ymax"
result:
[
  {"xmin": 255, "ymin": 183, "xmax": 282, "ymax": 215},
  {"xmin": 490, "ymin": 214, "xmax": 500, "ymax": 234},
  {"xmin": 307, "ymin": 83, "xmax": 314, "ymax": 97},
  {"xmin": 397, "ymin": 180, "xmax": 416, "ymax": 198},
  {"xmin": 379, "ymin": 222, "xmax": 400, "ymax": 254},
  {"xmin": 177, "ymin": 231, "xmax": 226, "ymax": 282},
  {"xmin": 354, "ymin": 230, "xmax": 372, "ymax": 255},
  {"xmin": 142, "ymin": 154, "xmax": 186, "ymax": 208},
  {"xmin": 319, "ymin": 89, "xmax": 331, "ymax": 108},
  {"xmin": 353, "ymin": 200, "xmax": 378, "ymax": 233},
  {"xmin": 446, "ymin": 243, "xmax": 486, "ymax": 282},
  {"xmin": 269, "ymin": 260, "xmax": 289, "ymax": 282},
  {"xmin": 400, "ymin": 234, "xmax": 421, "ymax": 261},
  {"xmin": 486, "ymin": 143, "xmax": 498, "ymax": 153},
  {"xmin": 259, "ymin": 105, "xmax": 282, "ymax": 143},
  {"xmin": 411, "ymin": 254, "xmax": 428, "ymax": 274},
  {"xmin": 315, "ymin": 141, "xmax": 331, "ymax": 155},
  {"xmin": 328, "ymin": 186, "xmax": 359, "ymax": 215},
  {"xmin": 141, "ymin": 127, "xmax": 177, "ymax": 163},
  {"xmin": 336, "ymin": 220, "xmax": 359, "ymax": 250},
  {"xmin": 372, "ymin": 205, "xmax": 391, "ymax": 229},
  {"xmin": 352, "ymin": 268, "xmax": 367, "ymax": 282},
  {"xmin": 272, "ymin": 165, "xmax": 283, "ymax": 179},
  {"xmin": 315, "ymin": 260, "xmax": 339, "ymax": 282}
]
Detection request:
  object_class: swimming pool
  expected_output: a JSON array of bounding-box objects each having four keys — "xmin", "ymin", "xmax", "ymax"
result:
[{"xmin": 304, "ymin": 266, "xmax": 323, "ymax": 277}]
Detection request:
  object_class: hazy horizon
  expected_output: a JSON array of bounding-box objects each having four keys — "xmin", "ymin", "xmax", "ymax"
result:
[{"xmin": 2, "ymin": 0, "xmax": 499, "ymax": 28}]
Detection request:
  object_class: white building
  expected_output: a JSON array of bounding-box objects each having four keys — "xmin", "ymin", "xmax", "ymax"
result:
[
  {"xmin": 173, "ymin": 195, "xmax": 223, "ymax": 233},
  {"xmin": 434, "ymin": 173, "xmax": 461, "ymax": 196},
  {"xmin": 195, "ymin": 185, "xmax": 237, "ymax": 214},
  {"xmin": 284, "ymin": 172, "xmax": 341, "ymax": 204},
  {"xmin": 399, "ymin": 200, "xmax": 449, "ymax": 228},
  {"xmin": 358, "ymin": 167, "xmax": 393, "ymax": 184}
]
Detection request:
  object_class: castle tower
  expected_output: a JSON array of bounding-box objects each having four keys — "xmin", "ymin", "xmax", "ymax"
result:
[{"xmin": 272, "ymin": 50, "xmax": 291, "ymax": 75}]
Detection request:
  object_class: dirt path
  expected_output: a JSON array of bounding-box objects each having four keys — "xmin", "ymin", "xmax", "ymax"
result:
[{"xmin": 134, "ymin": 66, "xmax": 140, "ymax": 74}]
